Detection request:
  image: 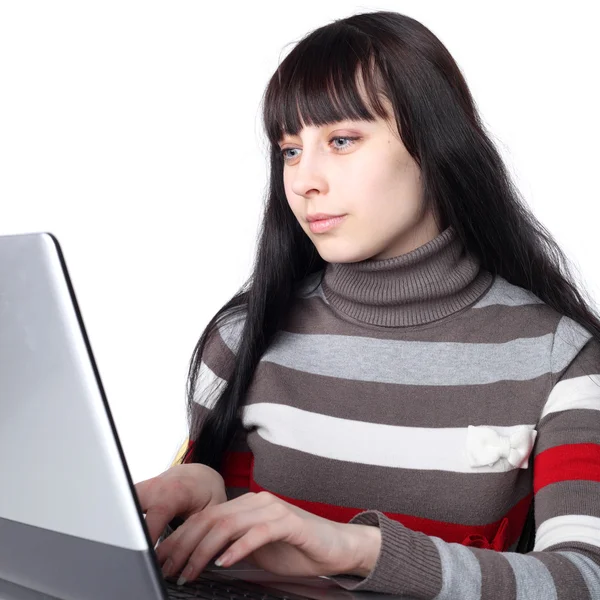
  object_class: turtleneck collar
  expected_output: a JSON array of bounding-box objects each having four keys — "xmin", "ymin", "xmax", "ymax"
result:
[{"xmin": 321, "ymin": 225, "xmax": 493, "ymax": 327}]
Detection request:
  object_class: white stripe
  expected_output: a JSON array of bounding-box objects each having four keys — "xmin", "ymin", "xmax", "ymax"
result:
[
  {"xmin": 192, "ymin": 361, "xmax": 227, "ymax": 409},
  {"xmin": 534, "ymin": 515, "xmax": 600, "ymax": 551},
  {"xmin": 241, "ymin": 403, "xmax": 535, "ymax": 473},
  {"xmin": 541, "ymin": 374, "xmax": 600, "ymax": 419}
]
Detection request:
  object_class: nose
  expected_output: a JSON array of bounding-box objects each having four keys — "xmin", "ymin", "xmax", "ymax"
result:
[{"xmin": 290, "ymin": 151, "xmax": 328, "ymax": 198}]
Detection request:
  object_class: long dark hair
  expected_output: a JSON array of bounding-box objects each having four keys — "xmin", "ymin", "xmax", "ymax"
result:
[{"xmin": 184, "ymin": 10, "xmax": 600, "ymax": 544}]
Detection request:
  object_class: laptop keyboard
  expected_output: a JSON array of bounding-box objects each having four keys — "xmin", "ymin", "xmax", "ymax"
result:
[{"xmin": 164, "ymin": 571, "xmax": 313, "ymax": 600}]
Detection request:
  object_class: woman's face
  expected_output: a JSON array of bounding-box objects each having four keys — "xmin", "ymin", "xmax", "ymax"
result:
[{"xmin": 280, "ymin": 96, "xmax": 440, "ymax": 263}]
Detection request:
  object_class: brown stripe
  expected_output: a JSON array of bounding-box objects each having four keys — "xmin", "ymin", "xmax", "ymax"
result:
[
  {"xmin": 245, "ymin": 361, "xmax": 548, "ymax": 427},
  {"xmin": 333, "ymin": 511, "xmax": 443, "ymax": 597},
  {"xmin": 285, "ymin": 294, "xmax": 560, "ymax": 343},
  {"xmin": 535, "ymin": 411, "xmax": 600, "ymax": 455},
  {"xmin": 531, "ymin": 552, "xmax": 591, "ymax": 600},
  {"xmin": 201, "ymin": 327, "xmax": 237, "ymax": 382},
  {"xmin": 543, "ymin": 542, "xmax": 600, "ymax": 564},
  {"xmin": 248, "ymin": 434, "xmax": 532, "ymax": 525},
  {"xmin": 469, "ymin": 547, "xmax": 517, "ymax": 600},
  {"xmin": 535, "ymin": 480, "xmax": 600, "ymax": 523}
]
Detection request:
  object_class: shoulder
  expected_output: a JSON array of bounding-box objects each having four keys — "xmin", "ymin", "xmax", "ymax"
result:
[
  {"xmin": 201, "ymin": 305, "xmax": 247, "ymax": 363},
  {"xmin": 473, "ymin": 274, "xmax": 566, "ymax": 327},
  {"xmin": 477, "ymin": 274, "xmax": 595, "ymax": 370},
  {"xmin": 473, "ymin": 274, "xmax": 548, "ymax": 310},
  {"xmin": 214, "ymin": 306, "xmax": 247, "ymax": 353}
]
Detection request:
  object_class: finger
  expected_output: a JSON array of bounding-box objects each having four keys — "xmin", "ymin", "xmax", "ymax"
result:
[
  {"xmin": 134, "ymin": 479, "xmax": 174, "ymax": 544},
  {"xmin": 133, "ymin": 480, "xmax": 152, "ymax": 512},
  {"xmin": 173, "ymin": 507, "xmax": 290, "ymax": 581},
  {"xmin": 155, "ymin": 492, "xmax": 271, "ymax": 561},
  {"xmin": 217, "ymin": 516, "xmax": 298, "ymax": 567},
  {"xmin": 145, "ymin": 504, "xmax": 179, "ymax": 547},
  {"xmin": 137, "ymin": 477, "xmax": 193, "ymax": 546},
  {"xmin": 159, "ymin": 501, "xmax": 285, "ymax": 579}
]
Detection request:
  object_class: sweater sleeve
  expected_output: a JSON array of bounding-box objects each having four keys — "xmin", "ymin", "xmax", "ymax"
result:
[
  {"xmin": 185, "ymin": 310, "xmax": 253, "ymax": 499},
  {"xmin": 330, "ymin": 327, "xmax": 600, "ymax": 599}
]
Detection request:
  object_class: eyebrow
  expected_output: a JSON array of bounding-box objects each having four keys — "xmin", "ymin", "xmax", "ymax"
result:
[{"xmin": 278, "ymin": 121, "xmax": 365, "ymax": 143}]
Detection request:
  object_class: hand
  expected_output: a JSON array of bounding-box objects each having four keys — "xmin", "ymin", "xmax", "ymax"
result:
[
  {"xmin": 155, "ymin": 490, "xmax": 382, "ymax": 585},
  {"xmin": 134, "ymin": 463, "xmax": 228, "ymax": 546}
]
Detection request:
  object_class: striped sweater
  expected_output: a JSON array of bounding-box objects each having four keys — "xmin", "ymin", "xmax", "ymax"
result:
[{"xmin": 185, "ymin": 226, "xmax": 600, "ymax": 599}]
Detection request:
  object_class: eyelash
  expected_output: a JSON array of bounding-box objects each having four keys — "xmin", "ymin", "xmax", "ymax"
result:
[{"xmin": 280, "ymin": 136, "xmax": 361, "ymax": 162}]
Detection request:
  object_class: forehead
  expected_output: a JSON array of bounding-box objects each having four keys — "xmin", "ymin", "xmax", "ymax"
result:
[
  {"xmin": 280, "ymin": 118, "xmax": 373, "ymax": 137},
  {"xmin": 277, "ymin": 105, "xmax": 397, "ymax": 144}
]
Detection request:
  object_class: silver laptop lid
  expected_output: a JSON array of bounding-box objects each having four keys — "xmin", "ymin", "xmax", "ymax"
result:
[{"xmin": 0, "ymin": 232, "xmax": 165, "ymax": 599}]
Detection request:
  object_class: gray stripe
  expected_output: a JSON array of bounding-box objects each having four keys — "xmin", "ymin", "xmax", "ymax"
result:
[
  {"xmin": 552, "ymin": 316, "xmax": 593, "ymax": 373},
  {"xmin": 249, "ymin": 433, "xmax": 532, "ymax": 524},
  {"xmin": 535, "ymin": 481, "xmax": 600, "ymax": 525},
  {"xmin": 261, "ymin": 331, "xmax": 556, "ymax": 385},
  {"xmin": 532, "ymin": 552, "xmax": 592, "ymax": 600},
  {"xmin": 535, "ymin": 410, "xmax": 600, "ymax": 454},
  {"xmin": 556, "ymin": 552, "xmax": 600, "ymax": 600},
  {"xmin": 287, "ymin": 295, "xmax": 558, "ymax": 344},
  {"xmin": 217, "ymin": 313, "xmax": 246, "ymax": 354},
  {"xmin": 502, "ymin": 553, "xmax": 557, "ymax": 600},
  {"xmin": 430, "ymin": 536, "xmax": 482, "ymax": 600},
  {"xmin": 248, "ymin": 361, "xmax": 548, "ymax": 426},
  {"xmin": 472, "ymin": 276, "xmax": 545, "ymax": 308}
]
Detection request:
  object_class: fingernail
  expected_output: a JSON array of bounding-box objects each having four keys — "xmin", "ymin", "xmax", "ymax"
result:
[
  {"xmin": 177, "ymin": 564, "xmax": 194, "ymax": 586},
  {"xmin": 215, "ymin": 553, "xmax": 229, "ymax": 567},
  {"xmin": 162, "ymin": 558, "xmax": 173, "ymax": 577}
]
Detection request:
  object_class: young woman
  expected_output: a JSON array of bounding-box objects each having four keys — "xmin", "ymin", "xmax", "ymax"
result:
[{"xmin": 135, "ymin": 10, "xmax": 600, "ymax": 598}]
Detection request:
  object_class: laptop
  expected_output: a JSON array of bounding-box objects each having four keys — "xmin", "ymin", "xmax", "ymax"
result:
[{"xmin": 0, "ymin": 232, "xmax": 407, "ymax": 600}]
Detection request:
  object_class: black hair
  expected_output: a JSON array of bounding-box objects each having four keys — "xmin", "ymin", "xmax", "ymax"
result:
[{"xmin": 183, "ymin": 10, "xmax": 600, "ymax": 550}]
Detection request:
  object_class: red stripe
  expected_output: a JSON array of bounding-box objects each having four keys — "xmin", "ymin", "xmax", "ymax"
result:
[
  {"xmin": 186, "ymin": 446, "xmax": 532, "ymax": 549},
  {"xmin": 182, "ymin": 443, "xmax": 253, "ymax": 489},
  {"xmin": 534, "ymin": 443, "xmax": 600, "ymax": 493},
  {"xmin": 249, "ymin": 478, "xmax": 532, "ymax": 550},
  {"xmin": 222, "ymin": 451, "xmax": 253, "ymax": 489}
]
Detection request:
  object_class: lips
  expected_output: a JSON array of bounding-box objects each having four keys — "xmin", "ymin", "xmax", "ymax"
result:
[
  {"xmin": 307, "ymin": 214, "xmax": 347, "ymax": 233},
  {"xmin": 306, "ymin": 213, "xmax": 345, "ymax": 223}
]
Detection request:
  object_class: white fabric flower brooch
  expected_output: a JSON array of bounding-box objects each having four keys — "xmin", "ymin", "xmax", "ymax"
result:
[{"xmin": 466, "ymin": 424, "xmax": 538, "ymax": 471}]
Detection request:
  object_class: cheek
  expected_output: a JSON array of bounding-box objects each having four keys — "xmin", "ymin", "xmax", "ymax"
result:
[{"xmin": 286, "ymin": 195, "xmax": 303, "ymax": 222}]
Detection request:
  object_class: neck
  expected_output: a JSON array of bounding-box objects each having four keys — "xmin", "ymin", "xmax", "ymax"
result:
[{"xmin": 321, "ymin": 225, "xmax": 493, "ymax": 327}]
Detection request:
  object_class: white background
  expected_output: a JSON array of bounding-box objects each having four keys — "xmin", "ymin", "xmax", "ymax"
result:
[{"xmin": 1, "ymin": 1, "xmax": 598, "ymax": 485}]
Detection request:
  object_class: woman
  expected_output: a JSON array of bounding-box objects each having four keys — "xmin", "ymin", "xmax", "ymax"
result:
[{"xmin": 135, "ymin": 10, "xmax": 600, "ymax": 598}]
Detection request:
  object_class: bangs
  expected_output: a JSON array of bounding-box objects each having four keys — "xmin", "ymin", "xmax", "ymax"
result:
[{"xmin": 263, "ymin": 24, "xmax": 392, "ymax": 146}]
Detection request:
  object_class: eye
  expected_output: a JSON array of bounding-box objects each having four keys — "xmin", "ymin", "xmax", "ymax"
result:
[{"xmin": 280, "ymin": 136, "xmax": 360, "ymax": 162}]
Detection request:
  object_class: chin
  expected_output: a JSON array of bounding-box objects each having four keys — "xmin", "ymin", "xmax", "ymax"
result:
[{"xmin": 313, "ymin": 241, "xmax": 371, "ymax": 264}]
